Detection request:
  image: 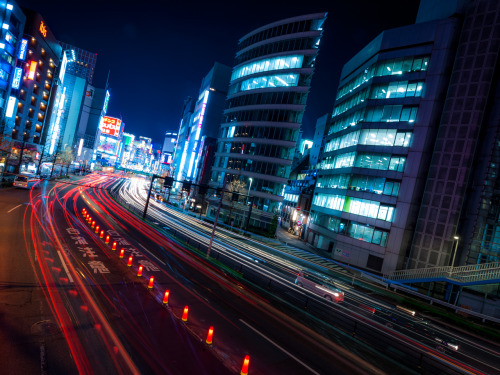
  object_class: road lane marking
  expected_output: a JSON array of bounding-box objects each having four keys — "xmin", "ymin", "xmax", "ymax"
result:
[
  {"xmin": 57, "ymin": 250, "xmax": 74, "ymax": 283},
  {"xmin": 7, "ymin": 204, "xmax": 22, "ymax": 213},
  {"xmin": 239, "ymin": 319, "xmax": 320, "ymax": 375},
  {"xmin": 138, "ymin": 243, "xmax": 166, "ymax": 265}
]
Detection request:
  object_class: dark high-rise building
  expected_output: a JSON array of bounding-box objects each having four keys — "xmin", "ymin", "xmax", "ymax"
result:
[
  {"xmin": 174, "ymin": 62, "xmax": 231, "ymax": 184},
  {"xmin": 58, "ymin": 42, "xmax": 97, "ymax": 84},
  {"xmin": 309, "ymin": 0, "xmax": 500, "ymax": 276},
  {"xmin": 209, "ymin": 13, "xmax": 327, "ymax": 229},
  {"xmin": 11, "ymin": 10, "xmax": 61, "ymax": 147}
]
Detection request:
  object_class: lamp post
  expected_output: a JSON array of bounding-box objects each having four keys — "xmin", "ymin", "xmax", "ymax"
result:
[{"xmin": 450, "ymin": 235, "xmax": 459, "ymax": 267}]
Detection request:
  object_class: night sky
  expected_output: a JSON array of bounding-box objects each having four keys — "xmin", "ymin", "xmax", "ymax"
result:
[{"xmin": 19, "ymin": 0, "xmax": 420, "ymax": 147}]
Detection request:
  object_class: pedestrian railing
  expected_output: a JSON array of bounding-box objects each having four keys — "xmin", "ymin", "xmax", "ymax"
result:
[{"xmin": 385, "ymin": 261, "xmax": 500, "ymax": 285}]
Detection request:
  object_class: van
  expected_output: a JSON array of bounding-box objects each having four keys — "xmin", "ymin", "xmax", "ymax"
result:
[
  {"xmin": 13, "ymin": 174, "xmax": 40, "ymax": 189},
  {"xmin": 295, "ymin": 270, "xmax": 344, "ymax": 303}
]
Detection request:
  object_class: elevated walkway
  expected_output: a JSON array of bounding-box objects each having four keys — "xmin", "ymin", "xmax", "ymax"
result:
[{"xmin": 385, "ymin": 261, "xmax": 500, "ymax": 286}]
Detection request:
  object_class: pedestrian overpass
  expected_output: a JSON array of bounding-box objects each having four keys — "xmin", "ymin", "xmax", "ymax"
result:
[{"xmin": 384, "ymin": 261, "xmax": 500, "ymax": 286}]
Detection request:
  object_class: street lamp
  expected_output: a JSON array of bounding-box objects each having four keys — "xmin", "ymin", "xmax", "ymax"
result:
[{"xmin": 450, "ymin": 235, "xmax": 459, "ymax": 267}]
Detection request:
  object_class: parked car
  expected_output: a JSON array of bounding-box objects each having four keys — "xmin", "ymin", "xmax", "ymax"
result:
[{"xmin": 295, "ymin": 269, "xmax": 344, "ymax": 303}]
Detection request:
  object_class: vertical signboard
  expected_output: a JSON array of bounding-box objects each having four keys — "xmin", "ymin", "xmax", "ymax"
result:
[{"xmin": 28, "ymin": 61, "xmax": 37, "ymax": 80}]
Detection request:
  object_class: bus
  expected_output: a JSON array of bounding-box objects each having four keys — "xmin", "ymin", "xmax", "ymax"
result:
[{"xmin": 13, "ymin": 174, "xmax": 40, "ymax": 189}]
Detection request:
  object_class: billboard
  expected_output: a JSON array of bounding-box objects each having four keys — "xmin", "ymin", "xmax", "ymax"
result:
[
  {"xmin": 97, "ymin": 135, "xmax": 119, "ymax": 155},
  {"xmin": 100, "ymin": 116, "xmax": 122, "ymax": 137}
]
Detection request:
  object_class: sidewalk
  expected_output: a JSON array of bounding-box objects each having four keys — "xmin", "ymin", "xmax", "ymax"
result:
[{"xmin": 274, "ymin": 226, "xmax": 332, "ymax": 259}]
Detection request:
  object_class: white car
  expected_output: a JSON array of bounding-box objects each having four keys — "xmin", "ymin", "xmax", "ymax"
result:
[{"xmin": 295, "ymin": 270, "xmax": 344, "ymax": 303}]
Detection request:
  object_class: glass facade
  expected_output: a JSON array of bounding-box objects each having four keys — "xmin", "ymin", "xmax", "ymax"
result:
[
  {"xmin": 313, "ymin": 193, "xmax": 395, "ymax": 222},
  {"xmin": 211, "ymin": 13, "xmax": 327, "ymax": 228},
  {"xmin": 335, "ymin": 56, "xmax": 429, "ymax": 100},
  {"xmin": 311, "ymin": 48, "xmax": 428, "ymax": 258}
]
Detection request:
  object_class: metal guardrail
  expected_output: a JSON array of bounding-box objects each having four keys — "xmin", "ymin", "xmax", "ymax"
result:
[{"xmin": 385, "ymin": 261, "xmax": 500, "ymax": 285}]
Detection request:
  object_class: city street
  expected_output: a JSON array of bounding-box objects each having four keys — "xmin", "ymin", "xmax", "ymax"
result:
[{"xmin": 0, "ymin": 177, "xmax": 385, "ymax": 374}]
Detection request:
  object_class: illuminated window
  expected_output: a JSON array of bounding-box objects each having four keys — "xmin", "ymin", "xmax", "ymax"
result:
[
  {"xmin": 231, "ymin": 55, "xmax": 304, "ymax": 81},
  {"xmin": 234, "ymin": 74, "xmax": 299, "ymax": 93},
  {"xmin": 336, "ymin": 56, "xmax": 430, "ymax": 100}
]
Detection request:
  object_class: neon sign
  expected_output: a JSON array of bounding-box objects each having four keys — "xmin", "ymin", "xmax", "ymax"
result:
[
  {"xmin": 28, "ymin": 61, "xmax": 37, "ymax": 80},
  {"xmin": 18, "ymin": 39, "xmax": 28, "ymax": 60},
  {"xmin": 12, "ymin": 67, "xmax": 22, "ymax": 89},
  {"xmin": 39, "ymin": 21, "xmax": 47, "ymax": 38},
  {"xmin": 100, "ymin": 116, "xmax": 122, "ymax": 137}
]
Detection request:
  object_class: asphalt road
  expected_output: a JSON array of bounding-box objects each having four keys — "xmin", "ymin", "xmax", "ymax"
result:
[
  {"xmin": 0, "ymin": 182, "xmax": 78, "ymax": 374},
  {"xmin": 3, "ymin": 174, "xmax": 498, "ymax": 375},
  {"xmin": 0, "ymin": 176, "xmax": 378, "ymax": 374}
]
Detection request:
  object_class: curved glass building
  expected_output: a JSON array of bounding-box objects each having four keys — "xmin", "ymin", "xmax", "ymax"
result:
[{"xmin": 210, "ymin": 13, "xmax": 327, "ymax": 229}]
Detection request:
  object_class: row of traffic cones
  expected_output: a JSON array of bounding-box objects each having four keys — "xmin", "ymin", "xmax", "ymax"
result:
[{"xmin": 82, "ymin": 208, "xmax": 250, "ymax": 374}]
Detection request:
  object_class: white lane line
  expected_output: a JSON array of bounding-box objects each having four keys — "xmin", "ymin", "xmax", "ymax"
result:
[
  {"xmin": 7, "ymin": 204, "xmax": 23, "ymax": 213},
  {"xmin": 57, "ymin": 250, "xmax": 74, "ymax": 283},
  {"xmin": 138, "ymin": 243, "xmax": 166, "ymax": 265},
  {"xmin": 239, "ymin": 319, "xmax": 320, "ymax": 375}
]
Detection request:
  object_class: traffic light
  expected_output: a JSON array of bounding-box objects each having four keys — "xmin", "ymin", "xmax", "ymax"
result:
[
  {"xmin": 164, "ymin": 176, "xmax": 174, "ymax": 188},
  {"xmin": 231, "ymin": 192, "xmax": 239, "ymax": 202},
  {"xmin": 182, "ymin": 181, "xmax": 192, "ymax": 192},
  {"xmin": 198, "ymin": 184, "xmax": 209, "ymax": 195}
]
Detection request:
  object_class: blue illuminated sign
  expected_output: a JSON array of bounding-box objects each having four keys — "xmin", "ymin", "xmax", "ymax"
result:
[
  {"xmin": 11, "ymin": 67, "xmax": 22, "ymax": 89},
  {"xmin": 18, "ymin": 39, "xmax": 27, "ymax": 60}
]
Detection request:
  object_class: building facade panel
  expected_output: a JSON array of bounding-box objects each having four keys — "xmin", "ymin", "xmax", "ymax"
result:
[{"xmin": 210, "ymin": 13, "xmax": 327, "ymax": 229}]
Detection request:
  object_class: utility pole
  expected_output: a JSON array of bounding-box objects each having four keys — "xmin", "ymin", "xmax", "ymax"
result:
[
  {"xmin": 245, "ymin": 196, "xmax": 254, "ymax": 232},
  {"xmin": 143, "ymin": 174, "xmax": 156, "ymax": 219},
  {"xmin": 207, "ymin": 188, "xmax": 224, "ymax": 258}
]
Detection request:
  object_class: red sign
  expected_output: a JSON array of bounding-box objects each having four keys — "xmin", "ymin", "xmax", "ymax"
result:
[
  {"xmin": 296, "ymin": 207, "xmax": 301, "ymax": 211},
  {"xmin": 28, "ymin": 61, "xmax": 37, "ymax": 80},
  {"xmin": 100, "ymin": 116, "xmax": 121, "ymax": 137}
]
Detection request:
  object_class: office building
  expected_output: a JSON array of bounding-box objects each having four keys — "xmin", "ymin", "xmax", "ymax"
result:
[
  {"xmin": 5, "ymin": 10, "xmax": 61, "ymax": 173},
  {"xmin": 58, "ymin": 41, "xmax": 96, "ymax": 84},
  {"xmin": 172, "ymin": 96, "xmax": 195, "ymax": 186},
  {"xmin": 43, "ymin": 48, "xmax": 88, "ymax": 155},
  {"xmin": 162, "ymin": 131, "xmax": 176, "ymax": 154},
  {"xmin": 74, "ymin": 87, "xmax": 108, "ymax": 166},
  {"xmin": 309, "ymin": 0, "xmax": 500, "ymax": 275},
  {"xmin": 209, "ymin": 13, "xmax": 327, "ymax": 230},
  {"xmin": 175, "ymin": 62, "xmax": 231, "ymax": 184}
]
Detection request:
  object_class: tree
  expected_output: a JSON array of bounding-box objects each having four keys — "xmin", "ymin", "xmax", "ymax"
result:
[
  {"xmin": 59, "ymin": 146, "xmax": 74, "ymax": 176},
  {"xmin": 49, "ymin": 141, "xmax": 63, "ymax": 178},
  {"xmin": 267, "ymin": 213, "xmax": 279, "ymax": 238}
]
